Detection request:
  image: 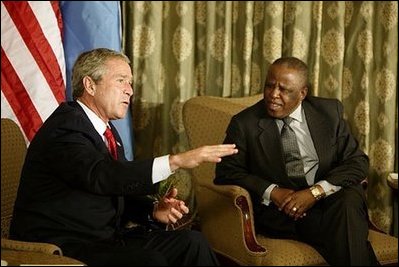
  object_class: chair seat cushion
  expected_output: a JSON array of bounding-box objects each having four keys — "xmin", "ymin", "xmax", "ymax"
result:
[
  {"xmin": 369, "ymin": 229, "xmax": 398, "ymax": 265},
  {"xmin": 257, "ymin": 235, "xmax": 326, "ymax": 266},
  {"xmin": 256, "ymin": 229, "xmax": 398, "ymax": 266}
]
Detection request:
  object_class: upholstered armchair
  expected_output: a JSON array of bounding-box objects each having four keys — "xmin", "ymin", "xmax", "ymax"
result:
[
  {"xmin": 182, "ymin": 95, "xmax": 398, "ymax": 266},
  {"xmin": 1, "ymin": 118, "xmax": 85, "ymax": 265}
]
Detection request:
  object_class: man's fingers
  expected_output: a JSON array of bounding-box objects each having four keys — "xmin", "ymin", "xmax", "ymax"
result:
[
  {"xmin": 164, "ymin": 187, "xmax": 178, "ymax": 199},
  {"xmin": 179, "ymin": 202, "xmax": 189, "ymax": 214},
  {"xmin": 279, "ymin": 197, "xmax": 291, "ymax": 211},
  {"xmin": 167, "ymin": 214, "xmax": 177, "ymax": 224},
  {"xmin": 205, "ymin": 144, "xmax": 238, "ymax": 160},
  {"xmin": 215, "ymin": 144, "xmax": 238, "ymax": 156},
  {"xmin": 168, "ymin": 207, "xmax": 184, "ymax": 223}
]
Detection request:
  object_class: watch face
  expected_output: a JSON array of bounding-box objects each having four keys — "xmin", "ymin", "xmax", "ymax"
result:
[{"xmin": 311, "ymin": 186, "xmax": 322, "ymax": 199}]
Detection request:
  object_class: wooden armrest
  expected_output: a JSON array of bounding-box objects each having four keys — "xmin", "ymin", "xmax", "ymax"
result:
[
  {"xmin": 200, "ymin": 183, "xmax": 251, "ymax": 199},
  {"xmin": 198, "ymin": 183, "xmax": 266, "ymax": 253},
  {"xmin": 1, "ymin": 238, "xmax": 62, "ymax": 255},
  {"xmin": 235, "ymin": 195, "xmax": 266, "ymax": 253}
]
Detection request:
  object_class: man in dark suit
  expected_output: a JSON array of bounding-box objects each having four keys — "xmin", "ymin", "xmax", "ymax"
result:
[
  {"xmin": 214, "ymin": 57, "xmax": 379, "ymax": 265},
  {"xmin": 10, "ymin": 48, "xmax": 238, "ymax": 266}
]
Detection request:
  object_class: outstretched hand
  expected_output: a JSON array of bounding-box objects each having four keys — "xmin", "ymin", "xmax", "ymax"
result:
[
  {"xmin": 169, "ymin": 144, "xmax": 238, "ymax": 172},
  {"xmin": 153, "ymin": 187, "xmax": 189, "ymax": 224}
]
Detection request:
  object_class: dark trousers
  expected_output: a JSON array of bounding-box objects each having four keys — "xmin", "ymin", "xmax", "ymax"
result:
[
  {"xmin": 254, "ymin": 184, "xmax": 379, "ymax": 266},
  {"xmin": 61, "ymin": 228, "xmax": 219, "ymax": 266}
]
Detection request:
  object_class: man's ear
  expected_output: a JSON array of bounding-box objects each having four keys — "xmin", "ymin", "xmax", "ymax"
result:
[
  {"xmin": 300, "ymin": 86, "xmax": 308, "ymax": 100},
  {"xmin": 83, "ymin": 76, "xmax": 96, "ymax": 96}
]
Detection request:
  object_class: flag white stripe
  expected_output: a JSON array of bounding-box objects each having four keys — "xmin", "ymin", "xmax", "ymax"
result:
[
  {"xmin": 1, "ymin": 2, "xmax": 60, "ymax": 121},
  {"xmin": 29, "ymin": 1, "xmax": 66, "ymax": 84}
]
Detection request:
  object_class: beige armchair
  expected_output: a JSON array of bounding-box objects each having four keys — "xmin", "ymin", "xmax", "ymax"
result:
[
  {"xmin": 1, "ymin": 118, "xmax": 85, "ymax": 265},
  {"xmin": 182, "ymin": 95, "xmax": 398, "ymax": 266}
]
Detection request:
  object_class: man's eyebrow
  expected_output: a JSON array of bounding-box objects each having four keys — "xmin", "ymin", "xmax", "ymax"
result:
[{"xmin": 115, "ymin": 74, "xmax": 132, "ymax": 80}]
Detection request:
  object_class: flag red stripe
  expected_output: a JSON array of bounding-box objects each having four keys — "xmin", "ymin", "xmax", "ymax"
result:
[
  {"xmin": 3, "ymin": 1, "xmax": 65, "ymax": 103},
  {"xmin": 1, "ymin": 48, "xmax": 43, "ymax": 140},
  {"xmin": 50, "ymin": 1, "xmax": 64, "ymax": 39}
]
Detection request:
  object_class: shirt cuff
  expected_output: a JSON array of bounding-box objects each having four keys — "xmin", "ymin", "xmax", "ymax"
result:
[
  {"xmin": 262, "ymin": 184, "xmax": 278, "ymax": 206},
  {"xmin": 316, "ymin": 180, "xmax": 342, "ymax": 197},
  {"xmin": 152, "ymin": 155, "xmax": 173, "ymax": 184}
]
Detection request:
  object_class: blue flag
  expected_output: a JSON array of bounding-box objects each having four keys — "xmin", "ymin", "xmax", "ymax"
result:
[{"xmin": 61, "ymin": 1, "xmax": 134, "ymax": 160}]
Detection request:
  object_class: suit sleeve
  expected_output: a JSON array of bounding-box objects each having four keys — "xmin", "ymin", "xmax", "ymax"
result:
[
  {"xmin": 214, "ymin": 116, "xmax": 272, "ymax": 201},
  {"xmin": 43, "ymin": 130, "xmax": 157, "ymax": 196},
  {"xmin": 322, "ymin": 100, "xmax": 369, "ymax": 187}
]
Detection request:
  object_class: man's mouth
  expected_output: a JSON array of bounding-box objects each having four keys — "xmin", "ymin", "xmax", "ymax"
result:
[{"xmin": 267, "ymin": 101, "xmax": 282, "ymax": 110}]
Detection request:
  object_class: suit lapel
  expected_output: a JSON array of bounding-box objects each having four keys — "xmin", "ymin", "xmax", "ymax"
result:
[
  {"xmin": 70, "ymin": 102, "xmax": 123, "ymax": 159},
  {"xmin": 258, "ymin": 116, "xmax": 287, "ymax": 174},
  {"xmin": 303, "ymin": 100, "xmax": 332, "ymax": 172},
  {"xmin": 68, "ymin": 102, "xmax": 109, "ymax": 154}
]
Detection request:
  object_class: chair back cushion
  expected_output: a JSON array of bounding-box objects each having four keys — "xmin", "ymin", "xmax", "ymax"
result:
[
  {"xmin": 183, "ymin": 95, "xmax": 262, "ymax": 186},
  {"xmin": 1, "ymin": 118, "xmax": 27, "ymax": 238}
]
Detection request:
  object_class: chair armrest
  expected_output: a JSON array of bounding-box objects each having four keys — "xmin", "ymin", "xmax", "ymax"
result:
[
  {"xmin": 1, "ymin": 238, "xmax": 62, "ymax": 255},
  {"xmin": 387, "ymin": 173, "xmax": 398, "ymax": 190},
  {"xmin": 200, "ymin": 182, "xmax": 250, "ymax": 199},
  {"xmin": 195, "ymin": 182, "xmax": 266, "ymax": 265}
]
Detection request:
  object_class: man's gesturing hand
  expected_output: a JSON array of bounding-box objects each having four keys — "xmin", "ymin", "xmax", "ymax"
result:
[{"xmin": 169, "ymin": 144, "xmax": 238, "ymax": 171}]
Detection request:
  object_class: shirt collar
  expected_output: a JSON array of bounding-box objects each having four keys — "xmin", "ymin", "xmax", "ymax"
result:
[
  {"xmin": 76, "ymin": 100, "xmax": 108, "ymax": 137},
  {"xmin": 289, "ymin": 102, "xmax": 303, "ymax": 123}
]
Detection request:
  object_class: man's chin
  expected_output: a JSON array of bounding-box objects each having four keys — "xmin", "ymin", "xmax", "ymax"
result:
[
  {"xmin": 267, "ymin": 108, "xmax": 284, "ymax": 119},
  {"xmin": 112, "ymin": 112, "xmax": 126, "ymax": 120}
]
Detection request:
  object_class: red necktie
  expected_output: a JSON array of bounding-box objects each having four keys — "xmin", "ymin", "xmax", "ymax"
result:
[{"xmin": 104, "ymin": 127, "xmax": 118, "ymax": 159}]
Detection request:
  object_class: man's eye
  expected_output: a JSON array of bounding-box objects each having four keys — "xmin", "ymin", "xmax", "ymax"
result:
[
  {"xmin": 265, "ymin": 83, "xmax": 274, "ymax": 88},
  {"xmin": 118, "ymin": 79, "xmax": 131, "ymax": 85},
  {"xmin": 280, "ymin": 88, "xmax": 291, "ymax": 94}
]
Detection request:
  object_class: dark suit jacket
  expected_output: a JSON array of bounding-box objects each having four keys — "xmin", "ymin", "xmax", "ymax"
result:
[
  {"xmin": 215, "ymin": 96, "xmax": 369, "ymax": 205},
  {"xmin": 10, "ymin": 101, "xmax": 157, "ymax": 247}
]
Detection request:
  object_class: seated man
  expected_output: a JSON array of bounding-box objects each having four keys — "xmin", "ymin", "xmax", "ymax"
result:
[
  {"xmin": 10, "ymin": 48, "xmax": 238, "ymax": 266},
  {"xmin": 214, "ymin": 57, "xmax": 379, "ymax": 265}
]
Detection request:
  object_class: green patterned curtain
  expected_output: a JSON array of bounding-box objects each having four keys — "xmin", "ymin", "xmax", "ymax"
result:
[{"xmin": 122, "ymin": 1, "xmax": 398, "ymax": 233}]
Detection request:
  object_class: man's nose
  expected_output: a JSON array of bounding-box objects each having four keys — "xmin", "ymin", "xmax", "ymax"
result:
[
  {"xmin": 125, "ymin": 84, "xmax": 134, "ymax": 97},
  {"xmin": 269, "ymin": 84, "xmax": 281, "ymax": 97}
]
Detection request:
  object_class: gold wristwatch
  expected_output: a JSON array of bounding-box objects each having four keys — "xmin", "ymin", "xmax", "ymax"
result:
[{"xmin": 309, "ymin": 185, "xmax": 324, "ymax": 201}]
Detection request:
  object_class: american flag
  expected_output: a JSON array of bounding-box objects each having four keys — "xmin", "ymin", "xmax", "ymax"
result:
[{"xmin": 1, "ymin": 1, "xmax": 66, "ymax": 142}]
